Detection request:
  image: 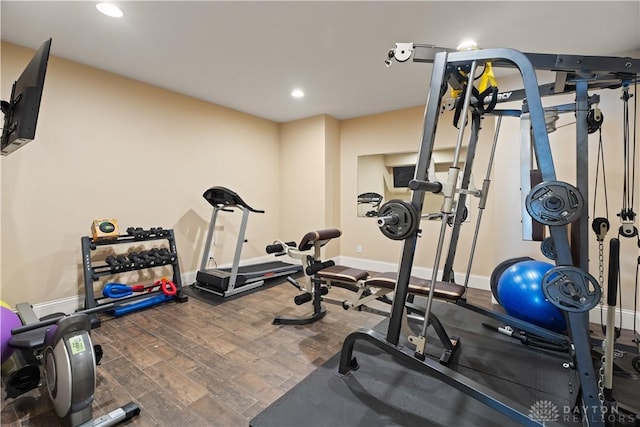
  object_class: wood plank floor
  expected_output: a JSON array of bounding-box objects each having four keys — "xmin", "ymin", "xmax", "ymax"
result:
[{"xmin": 1, "ymin": 281, "xmax": 636, "ymax": 426}]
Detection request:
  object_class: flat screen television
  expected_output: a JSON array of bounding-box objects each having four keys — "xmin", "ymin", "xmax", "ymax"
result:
[
  {"xmin": 1, "ymin": 38, "xmax": 52, "ymax": 156},
  {"xmin": 392, "ymin": 165, "xmax": 416, "ymax": 188}
]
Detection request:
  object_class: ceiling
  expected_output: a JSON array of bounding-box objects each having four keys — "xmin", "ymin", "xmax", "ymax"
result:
[{"xmin": 2, "ymin": 1, "xmax": 639, "ymax": 123}]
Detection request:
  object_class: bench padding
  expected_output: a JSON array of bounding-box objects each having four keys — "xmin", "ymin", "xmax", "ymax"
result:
[
  {"xmin": 365, "ymin": 272, "xmax": 465, "ymax": 301},
  {"xmin": 298, "ymin": 229, "xmax": 342, "ymax": 251},
  {"xmin": 316, "ymin": 265, "xmax": 369, "ymax": 283}
]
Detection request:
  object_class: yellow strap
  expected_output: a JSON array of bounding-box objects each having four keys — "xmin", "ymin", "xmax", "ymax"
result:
[{"xmin": 478, "ymin": 61, "xmax": 498, "ymax": 93}]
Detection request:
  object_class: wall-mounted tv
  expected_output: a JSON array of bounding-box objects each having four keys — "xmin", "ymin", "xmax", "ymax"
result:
[
  {"xmin": 1, "ymin": 38, "xmax": 52, "ymax": 156},
  {"xmin": 392, "ymin": 165, "xmax": 416, "ymax": 188}
]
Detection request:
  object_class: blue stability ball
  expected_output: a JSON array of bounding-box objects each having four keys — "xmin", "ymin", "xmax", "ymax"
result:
[{"xmin": 497, "ymin": 260, "xmax": 567, "ymax": 333}]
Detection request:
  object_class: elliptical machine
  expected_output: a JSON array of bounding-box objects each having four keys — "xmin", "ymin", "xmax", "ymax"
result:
[{"xmin": 7, "ymin": 304, "xmax": 140, "ymax": 426}]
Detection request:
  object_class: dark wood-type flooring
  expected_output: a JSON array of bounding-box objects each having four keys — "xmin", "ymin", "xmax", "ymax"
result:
[{"xmin": 1, "ymin": 281, "xmax": 637, "ymax": 426}]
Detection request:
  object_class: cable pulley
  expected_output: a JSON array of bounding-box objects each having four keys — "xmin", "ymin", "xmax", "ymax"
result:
[
  {"xmin": 591, "ymin": 217, "xmax": 610, "ymax": 242},
  {"xmin": 377, "ymin": 200, "xmax": 419, "ymax": 240},
  {"xmin": 525, "ymin": 181, "xmax": 584, "ymax": 226},
  {"xmin": 541, "ymin": 266, "xmax": 601, "ymax": 313},
  {"xmin": 587, "ymin": 108, "xmax": 604, "ymax": 134}
]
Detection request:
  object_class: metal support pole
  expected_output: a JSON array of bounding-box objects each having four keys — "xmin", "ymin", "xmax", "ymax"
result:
[
  {"xmin": 228, "ymin": 207, "xmax": 250, "ymax": 292},
  {"xmin": 199, "ymin": 208, "xmax": 220, "ymax": 270},
  {"xmin": 386, "ymin": 51, "xmax": 449, "ymax": 345},
  {"xmin": 572, "ymin": 79, "xmax": 590, "ymax": 270},
  {"xmin": 441, "ymin": 111, "xmax": 481, "ymax": 284}
]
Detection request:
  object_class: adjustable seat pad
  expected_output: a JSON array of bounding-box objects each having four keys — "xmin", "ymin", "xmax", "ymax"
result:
[
  {"xmin": 298, "ymin": 228, "xmax": 342, "ymax": 251},
  {"xmin": 365, "ymin": 272, "xmax": 465, "ymax": 301},
  {"xmin": 316, "ymin": 265, "xmax": 369, "ymax": 283}
]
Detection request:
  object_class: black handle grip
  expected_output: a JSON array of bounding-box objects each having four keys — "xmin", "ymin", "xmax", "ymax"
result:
[
  {"xmin": 306, "ymin": 260, "xmax": 336, "ymax": 276},
  {"xmin": 266, "ymin": 243, "xmax": 284, "ymax": 254},
  {"xmin": 12, "ymin": 304, "xmax": 117, "ymax": 335},
  {"xmin": 408, "ymin": 179, "xmax": 442, "ymax": 193},
  {"xmin": 294, "ymin": 293, "xmax": 312, "ymax": 305},
  {"xmin": 607, "ymin": 238, "xmax": 620, "ymax": 306},
  {"xmin": 266, "ymin": 241, "xmax": 296, "ymax": 254},
  {"xmin": 123, "ymin": 402, "xmax": 141, "ymax": 419}
]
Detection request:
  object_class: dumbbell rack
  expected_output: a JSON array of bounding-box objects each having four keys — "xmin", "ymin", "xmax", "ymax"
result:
[{"xmin": 81, "ymin": 229, "xmax": 188, "ymax": 327}]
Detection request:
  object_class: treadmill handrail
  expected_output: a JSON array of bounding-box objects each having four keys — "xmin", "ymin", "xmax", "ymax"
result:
[{"xmin": 202, "ymin": 186, "xmax": 265, "ymax": 213}]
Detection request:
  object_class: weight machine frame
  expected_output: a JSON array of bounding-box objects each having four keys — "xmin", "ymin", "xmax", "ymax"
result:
[{"xmin": 339, "ymin": 45, "xmax": 639, "ymax": 427}]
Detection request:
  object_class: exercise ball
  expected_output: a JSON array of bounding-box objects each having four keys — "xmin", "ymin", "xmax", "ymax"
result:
[
  {"xmin": 497, "ymin": 260, "xmax": 567, "ymax": 333},
  {"xmin": 1, "ymin": 305, "xmax": 22, "ymax": 363},
  {"xmin": 0, "ymin": 300, "xmax": 10, "ymax": 309}
]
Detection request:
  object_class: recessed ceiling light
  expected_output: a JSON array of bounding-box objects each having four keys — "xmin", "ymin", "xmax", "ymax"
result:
[
  {"xmin": 291, "ymin": 89, "xmax": 305, "ymax": 99},
  {"xmin": 96, "ymin": 3, "xmax": 124, "ymax": 18},
  {"xmin": 456, "ymin": 40, "xmax": 478, "ymax": 51}
]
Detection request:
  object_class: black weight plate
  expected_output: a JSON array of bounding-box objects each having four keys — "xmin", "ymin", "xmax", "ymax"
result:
[
  {"xmin": 632, "ymin": 356, "xmax": 640, "ymax": 374},
  {"xmin": 377, "ymin": 200, "xmax": 418, "ymax": 240},
  {"xmin": 403, "ymin": 200, "xmax": 419, "ymax": 237},
  {"xmin": 525, "ymin": 181, "xmax": 584, "ymax": 226},
  {"xmin": 541, "ymin": 266, "xmax": 601, "ymax": 313},
  {"xmin": 540, "ymin": 237, "xmax": 557, "ymax": 260}
]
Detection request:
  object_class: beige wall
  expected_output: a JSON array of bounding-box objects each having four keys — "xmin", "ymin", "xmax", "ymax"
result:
[
  {"xmin": 2, "ymin": 40, "xmax": 638, "ymax": 316},
  {"xmin": 1, "ymin": 42, "xmax": 281, "ymax": 306},
  {"xmin": 340, "ymin": 107, "xmax": 496, "ymax": 278},
  {"xmin": 324, "ymin": 116, "xmax": 341, "ymax": 258},
  {"xmin": 279, "ymin": 115, "xmax": 326, "ymax": 240},
  {"xmin": 278, "ymin": 114, "xmax": 341, "ymax": 257}
]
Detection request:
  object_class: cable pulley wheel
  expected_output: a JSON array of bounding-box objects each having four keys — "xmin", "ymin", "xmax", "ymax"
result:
[
  {"xmin": 540, "ymin": 237, "xmax": 557, "ymax": 260},
  {"xmin": 377, "ymin": 200, "xmax": 419, "ymax": 240},
  {"xmin": 541, "ymin": 266, "xmax": 601, "ymax": 313},
  {"xmin": 587, "ymin": 109, "xmax": 604, "ymax": 134},
  {"xmin": 525, "ymin": 181, "xmax": 584, "ymax": 226}
]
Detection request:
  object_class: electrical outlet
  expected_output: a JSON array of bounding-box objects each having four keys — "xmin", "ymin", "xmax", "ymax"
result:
[{"xmin": 356, "ymin": 245, "xmax": 363, "ymax": 253}]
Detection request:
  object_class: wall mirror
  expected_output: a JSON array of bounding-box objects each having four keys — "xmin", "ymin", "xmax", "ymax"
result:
[{"xmin": 357, "ymin": 149, "xmax": 470, "ymax": 219}]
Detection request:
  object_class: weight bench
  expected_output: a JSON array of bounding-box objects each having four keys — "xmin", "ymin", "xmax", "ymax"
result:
[
  {"xmin": 316, "ymin": 269, "xmax": 465, "ymax": 363},
  {"xmin": 315, "ymin": 267, "xmax": 465, "ymax": 309},
  {"xmin": 267, "ymin": 229, "xmax": 464, "ymax": 360},
  {"xmin": 267, "ymin": 228, "xmax": 349, "ymax": 325}
]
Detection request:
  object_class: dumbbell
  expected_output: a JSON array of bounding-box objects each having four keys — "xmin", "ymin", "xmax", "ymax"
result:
[
  {"xmin": 105, "ymin": 255, "xmax": 123, "ymax": 273},
  {"xmin": 148, "ymin": 248, "xmax": 170, "ymax": 265},
  {"xmin": 116, "ymin": 255, "xmax": 134, "ymax": 270},
  {"xmin": 150, "ymin": 227, "xmax": 168, "ymax": 237},
  {"xmin": 158, "ymin": 248, "xmax": 177, "ymax": 263},
  {"xmin": 127, "ymin": 227, "xmax": 150, "ymax": 240},
  {"xmin": 137, "ymin": 251, "xmax": 158, "ymax": 267},
  {"xmin": 127, "ymin": 252, "xmax": 147, "ymax": 269}
]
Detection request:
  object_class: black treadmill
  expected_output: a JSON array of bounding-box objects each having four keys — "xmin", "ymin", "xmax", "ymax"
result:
[{"xmin": 193, "ymin": 186, "xmax": 302, "ymax": 298}]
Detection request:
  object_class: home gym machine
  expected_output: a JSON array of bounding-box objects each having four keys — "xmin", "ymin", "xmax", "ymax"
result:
[
  {"xmin": 193, "ymin": 186, "xmax": 302, "ymax": 298},
  {"xmin": 7, "ymin": 304, "xmax": 140, "ymax": 426},
  {"xmin": 339, "ymin": 44, "xmax": 639, "ymax": 427}
]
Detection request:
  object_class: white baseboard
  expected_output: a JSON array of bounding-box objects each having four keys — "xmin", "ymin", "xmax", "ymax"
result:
[
  {"xmin": 589, "ymin": 305, "xmax": 639, "ymax": 332},
  {"xmin": 24, "ymin": 255, "xmax": 640, "ymax": 335},
  {"xmin": 27, "ymin": 254, "xmax": 297, "ymax": 317},
  {"xmin": 334, "ymin": 257, "xmax": 640, "ymax": 332},
  {"xmin": 28, "ymin": 295, "xmax": 84, "ymax": 319}
]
